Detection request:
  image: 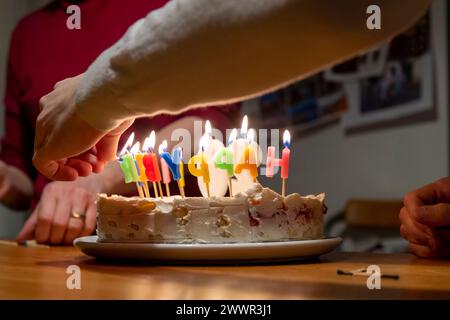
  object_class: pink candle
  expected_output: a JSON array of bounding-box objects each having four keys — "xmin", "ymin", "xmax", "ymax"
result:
[
  {"xmin": 265, "ymin": 130, "xmax": 290, "ymax": 179},
  {"xmin": 160, "ymin": 157, "xmax": 172, "ymax": 184},
  {"xmin": 281, "ymin": 145, "xmax": 290, "ymax": 179}
]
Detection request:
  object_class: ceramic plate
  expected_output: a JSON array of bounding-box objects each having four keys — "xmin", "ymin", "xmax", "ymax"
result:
[{"xmin": 74, "ymin": 236, "xmax": 342, "ymax": 264}]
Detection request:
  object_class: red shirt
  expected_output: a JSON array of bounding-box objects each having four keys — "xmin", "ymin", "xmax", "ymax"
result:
[{"xmin": 1, "ymin": 0, "xmax": 239, "ymax": 206}]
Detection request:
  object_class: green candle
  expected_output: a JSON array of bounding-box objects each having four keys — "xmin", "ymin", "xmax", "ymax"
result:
[
  {"xmin": 119, "ymin": 154, "xmax": 139, "ymax": 183},
  {"xmin": 214, "ymin": 147, "xmax": 234, "ymax": 177}
]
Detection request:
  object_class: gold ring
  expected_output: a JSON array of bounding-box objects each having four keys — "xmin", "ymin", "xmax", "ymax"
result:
[{"xmin": 70, "ymin": 210, "xmax": 86, "ymax": 220}]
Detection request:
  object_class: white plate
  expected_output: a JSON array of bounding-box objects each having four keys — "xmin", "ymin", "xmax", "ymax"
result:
[{"xmin": 74, "ymin": 236, "xmax": 342, "ymax": 264}]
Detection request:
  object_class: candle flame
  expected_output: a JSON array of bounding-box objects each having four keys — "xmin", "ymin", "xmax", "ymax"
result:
[
  {"xmin": 283, "ymin": 130, "xmax": 291, "ymax": 148},
  {"xmin": 118, "ymin": 132, "xmax": 135, "ymax": 156},
  {"xmin": 247, "ymin": 128, "xmax": 256, "ymax": 144},
  {"xmin": 199, "ymin": 134, "xmax": 210, "ymax": 152},
  {"xmin": 228, "ymin": 128, "xmax": 237, "ymax": 145},
  {"xmin": 130, "ymin": 142, "xmax": 140, "ymax": 155},
  {"xmin": 158, "ymin": 140, "xmax": 168, "ymax": 155},
  {"xmin": 241, "ymin": 115, "xmax": 248, "ymax": 136},
  {"xmin": 205, "ymin": 120, "xmax": 212, "ymax": 137},
  {"xmin": 143, "ymin": 130, "xmax": 156, "ymax": 152}
]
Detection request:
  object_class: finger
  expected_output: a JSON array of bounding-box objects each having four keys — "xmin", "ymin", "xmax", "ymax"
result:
[
  {"xmin": 63, "ymin": 217, "xmax": 84, "ymax": 246},
  {"xmin": 399, "ymin": 207, "xmax": 431, "ymax": 245},
  {"xmin": 96, "ymin": 119, "xmax": 134, "ymax": 162},
  {"xmin": 404, "ymin": 178, "xmax": 450, "ymax": 213},
  {"xmin": 409, "ymin": 242, "xmax": 450, "ymax": 259},
  {"xmin": 414, "ymin": 203, "xmax": 450, "ymax": 227},
  {"xmin": 80, "ymin": 203, "xmax": 97, "ymax": 237},
  {"xmin": 409, "ymin": 243, "xmax": 436, "ymax": 258},
  {"xmin": 16, "ymin": 211, "xmax": 38, "ymax": 242},
  {"xmin": 66, "ymin": 158, "xmax": 93, "ymax": 177},
  {"xmin": 49, "ymin": 197, "xmax": 71, "ymax": 245},
  {"xmin": 92, "ymin": 161, "xmax": 105, "ymax": 174},
  {"xmin": 71, "ymin": 151, "xmax": 104, "ymax": 174},
  {"xmin": 35, "ymin": 197, "xmax": 57, "ymax": 244},
  {"xmin": 33, "ymin": 154, "xmax": 79, "ymax": 181},
  {"xmin": 63, "ymin": 192, "xmax": 89, "ymax": 245}
]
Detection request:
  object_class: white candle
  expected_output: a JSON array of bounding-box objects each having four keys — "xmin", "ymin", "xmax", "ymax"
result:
[
  {"xmin": 196, "ymin": 120, "xmax": 228, "ymax": 197},
  {"xmin": 230, "ymin": 116, "xmax": 261, "ymax": 194}
]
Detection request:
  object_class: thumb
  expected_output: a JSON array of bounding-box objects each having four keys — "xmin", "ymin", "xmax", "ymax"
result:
[
  {"xmin": 16, "ymin": 210, "xmax": 38, "ymax": 243},
  {"xmin": 95, "ymin": 119, "xmax": 134, "ymax": 162},
  {"xmin": 414, "ymin": 203, "xmax": 450, "ymax": 227}
]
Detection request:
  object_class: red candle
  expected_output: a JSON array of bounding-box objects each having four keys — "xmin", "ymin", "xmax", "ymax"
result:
[
  {"xmin": 265, "ymin": 130, "xmax": 290, "ymax": 196},
  {"xmin": 281, "ymin": 144, "xmax": 290, "ymax": 179},
  {"xmin": 143, "ymin": 153, "xmax": 161, "ymax": 182},
  {"xmin": 142, "ymin": 131, "xmax": 164, "ymax": 198}
]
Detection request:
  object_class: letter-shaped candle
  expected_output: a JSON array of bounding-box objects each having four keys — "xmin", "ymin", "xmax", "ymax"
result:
[
  {"xmin": 266, "ymin": 130, "xmax": 291, "ymax": 196},
  {"xmin": 142, "ymin": 131, "xmax": 162, "ymax": 198},
  {"xmin": 234, "ymin": 129, "xmax": 258, "ymax": 182},
  {"xmin": 214, "ymin": 128, "xmax": 237, "ymax": 196},
  {"xmin": 188, "ymin": 134, "xmax": 210, "ymax": 197},
  {"xmin": 158, "ymin": 140, "xmax": 172, "ymax": 197}
]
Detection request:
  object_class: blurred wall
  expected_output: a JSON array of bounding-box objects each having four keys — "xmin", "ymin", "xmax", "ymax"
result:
[
  {"xmin": 256, "ymin": 0, "xmax": 449, "ymax": 221},
  {"xmin": 0, "ymin": 0, "xmax": 50, "ymax": 237}
]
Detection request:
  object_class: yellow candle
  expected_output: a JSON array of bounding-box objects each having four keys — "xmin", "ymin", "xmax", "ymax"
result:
[
  {"xmin": 188, "ymin": 134, "xmax": 211, "ymax": 197},
  {"xmin": 179, "ymin": 161, "xmax": 185, "ymax": 189}
]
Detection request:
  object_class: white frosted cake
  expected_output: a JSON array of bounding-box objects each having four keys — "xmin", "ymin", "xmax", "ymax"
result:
[{"xmin": 96, "ymin": 184, "xmax": 326, "ymax": 243}]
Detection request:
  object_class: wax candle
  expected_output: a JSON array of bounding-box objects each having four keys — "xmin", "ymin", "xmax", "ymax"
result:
[
  {"xmin": 196, "ymin": 120, "xmax": 228, "ymax": 197},
  {"xmin": 179, "ymin": 157, "xmax": 185, "ymax": 189},
  {"xmin": 117, "ymin": 133, "xmax": 145, "ymax": 197},
  {"xmin": 234, "ymin": 128, "xmax": 258, "ymax": 182},
  {"xmin": 230, "ymin": 116, "xmax": 261, "ymax": 194},
  {"xmin": 159, "ymin": 142, "xmax": 185, "ymax": 197},
  {"xmin": 265, "ymin": 130, "xmax": 291, "ymax": 196},
  {"xmin": 131, "ymin": 142, "xmax": 151, "ymax": 198},
  {"xmin": 281, "ymin": 130, "xmax": 290, "ymax": 196},
  {"xmin": 142, "ymin": 131, "xmax": 162, "ymax": 198},
  {"xmin": 172, "ymin": 147, "xmax": 185, "ymax": 197},
  {"xmin": 158, "ymin": 140, "xmax": 172, "ymax": 197},
  {"xmin": 214, "ymin": 128, "xmax": 237, "ymax": 196},
  {"xmin": 188, "ymin": 134, "xmax": 211, "ymax": 197},
  {"xmin": 281, "ymin": 130, "xmax": 290, "ymax": 180}
]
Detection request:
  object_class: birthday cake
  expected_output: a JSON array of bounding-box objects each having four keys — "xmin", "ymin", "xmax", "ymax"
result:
[{"xmin": 96, "ymin": 183, "xmax": 326, "ymax": 243}]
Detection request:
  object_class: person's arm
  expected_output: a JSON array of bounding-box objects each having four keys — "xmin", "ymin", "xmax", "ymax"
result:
[
  {"xmin": 0, "ymin": 161, "xmax": 33, "ymax": 210},
  {"xmin": 33, "ymin": 0, "xmax": 431, "ymax": 180},
  {"xmin": 76, "ymin": 0, "xmax": 431, "ymax": 131},
  {"xmin": 0, "ymin": 29, "xmax": 34, "ymax": 210}
]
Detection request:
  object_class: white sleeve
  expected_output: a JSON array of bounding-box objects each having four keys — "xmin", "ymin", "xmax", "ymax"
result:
[{"xmin": 75, "ymin": 0, "xmax": 431, "ymax": 131}]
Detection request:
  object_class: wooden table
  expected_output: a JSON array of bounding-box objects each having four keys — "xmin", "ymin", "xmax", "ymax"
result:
[{"xmin": 0, "ymin": 245, "xmax": 449, "ymax": 299}]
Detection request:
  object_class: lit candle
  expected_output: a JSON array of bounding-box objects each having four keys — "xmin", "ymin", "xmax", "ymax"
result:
[
  {"xmin": 179, "ymin": 156, "xmax": 185, "ymax": 191},
  {"xmin": 230, "ymin": 116, "xmax": 261, "ymax": 194},
  {"xmin": 188, "ymin": 134, "xmax": 211, "ymax": 197},
  {"xmin": 133, "ymin": 142, "xmax": 151, "ymax": 198},
  {"xmin": 142, "ymin": 131, "xmax": 162, "ymax": 198},
  {"xmin": 117, "ymin": 133, "xmax": 144, "ymax": 197},
  {"xmin": 197, "ymin": 120, "xmax": 228, "ymax": 197},
  {"xmin": 172, "ymin": 147, "xmax": 186, "ymax": 197},
  {"xmin": 159, "ymin": 140, "xmax": 172, "ymax": 197},
  {"xmin": 159, "ymin": 142, "xmax": 185, "ymax": 197},
  {"xmin": 234, "ymin": 128, "xmax": 259, "ymax": 182},
  {"xmin": 214, "ymin": 128, "xmax": 237, "ymax": 196},
  {"xmin": 281, "ymin": 130, "xmax": 291, "ymax": 197},
  {"xmin": 266, "ymin": 130, "xmax": 291, "ymax": 197}
]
